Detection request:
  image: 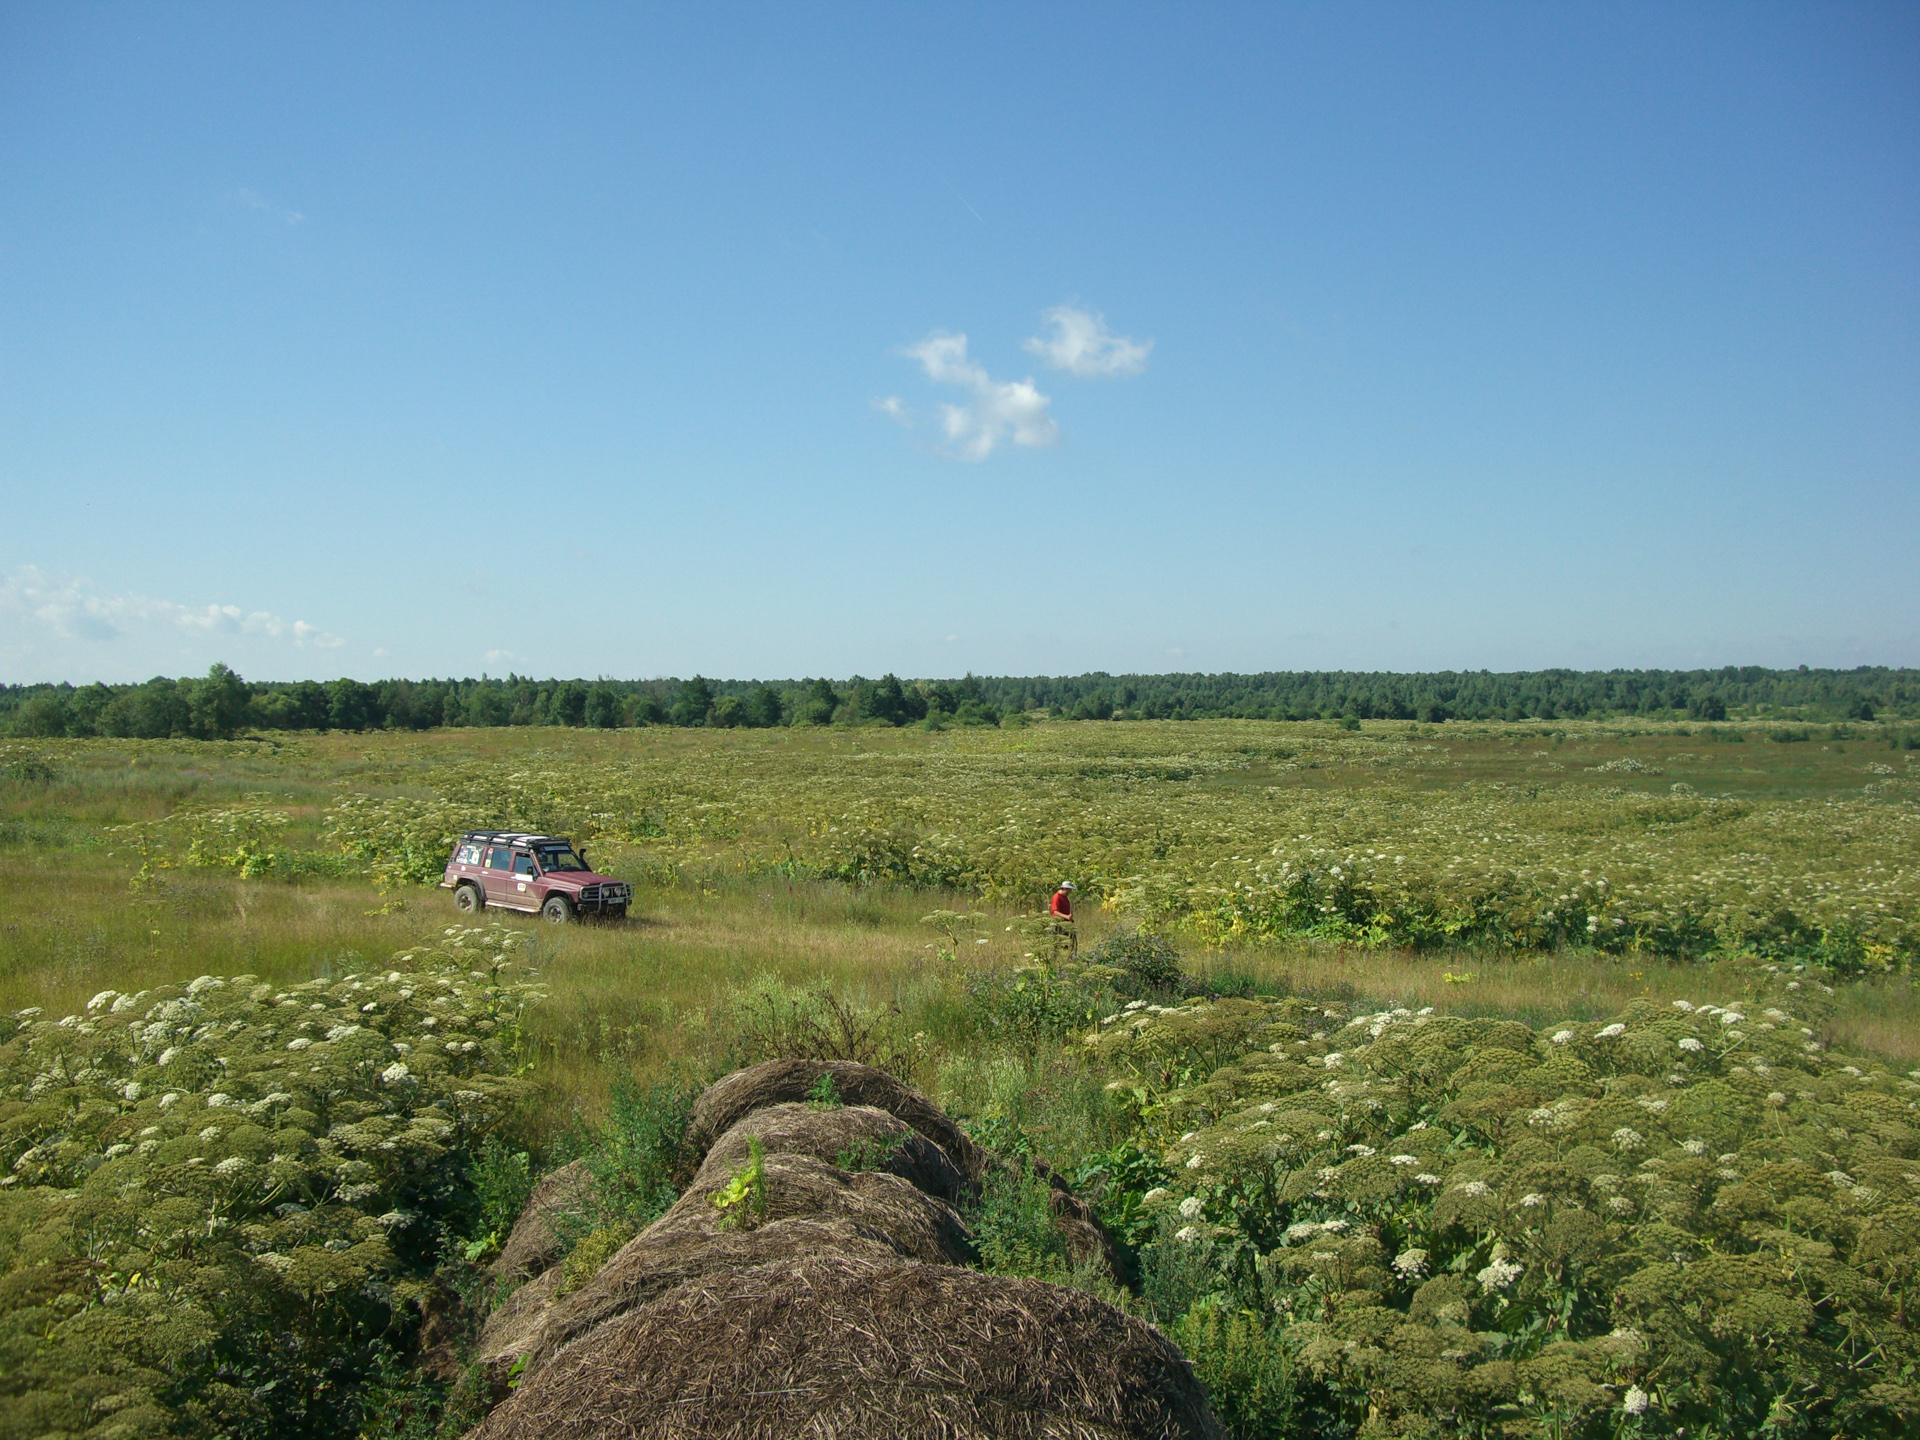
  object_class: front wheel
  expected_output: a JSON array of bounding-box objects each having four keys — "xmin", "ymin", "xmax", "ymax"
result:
[
  {"xmin": 453, "ymin": 883, "xmax": 483, "ymax": 915},
  {"xmin": 541, "ymin": 894, "xmax": 573, "ymax": 924}
]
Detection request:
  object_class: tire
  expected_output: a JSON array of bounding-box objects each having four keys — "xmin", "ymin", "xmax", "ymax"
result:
[
  {"xmin": 453, "ymin": 883, "xmax": 483, "ymax": 915},
  {"xmin": 541, "ymin": 893, "xmax": 573, "ymax": 924}
]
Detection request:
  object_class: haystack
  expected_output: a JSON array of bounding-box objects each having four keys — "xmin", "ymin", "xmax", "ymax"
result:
[
  {"xmin": 467, "ymin": 1062, "xmax": 1218, "ymax": 1439},
  {"xmin": 684, "ymin": 1059, "xmax": 990, "ymax": 1184},
  {"xmin": 508, "ymin": 1143, "xmax": 974, "ymax": 1381},
  {"xmin": 683, "ymin": 1061, "xmax": 1115, "ymax": 1272},
  {"xmin": 475, "ymin": 1263, "xmax": 564, "ymax": 1376},
  {"xmin": 491, "ymin": 1158, "xmax": 597, "ymax": 1283},
  {"xmin": 695, "ymin": 1100, "xmax": 971, "ymax": 1206},
  {"xmin": 471, "ymin": 1255, "xmax": 1223, "ymax": 1440}
]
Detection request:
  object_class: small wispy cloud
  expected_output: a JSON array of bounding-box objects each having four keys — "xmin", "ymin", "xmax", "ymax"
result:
[
  {"xmin": 900, "ymin": 332, "xmax": 1058, "ymax": 461},
  {"xmin": 230, "ymin": 186, "xmax": 306, "ymax": 225},
  {"xmin": 0, "ymin": 566, "xmax": 342, "ymax": 649},
  {"xmin": 1024, "ymin": 304, "xmax": 1152, "ymax": 377},
  {"xmin": 871, "ymin": 395, "xmax": 912, "ymax": 426}
]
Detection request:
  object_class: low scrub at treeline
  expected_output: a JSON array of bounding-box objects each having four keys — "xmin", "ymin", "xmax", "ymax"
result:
[
  {"xmin": 5, "ymin": 662, "xmax": 1916, "ymax": 739},
  {"xmin": 5, "ymin": 926, "xmax": 1915, "ymax": 1439}
]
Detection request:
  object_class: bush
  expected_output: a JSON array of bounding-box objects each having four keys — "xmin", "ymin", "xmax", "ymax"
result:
[
  {"xmin": 1171, "ymin": 1301, "xmax": 1294, "ymax": 1439},
  {"xmin": 567, "ymin": 1076, "xmax": 694, "ymax": 1228},
  {"xmin": 721, "ymin": 976, "xmax": 923, "ymax": 1080},
  {"xmin": 972, "ymin": 1159, "xmax": 1075, "ymax": 1282},
  {"xmin": 1090, "ymin": 930, "xmax": 1186, "ymax": 994},
  {"xmin": 963, "ymin": 965, "xmax": 1105, "ymax": 1050},
  {"xmin": 468, "ymin": 1135, "xmax": 534, "ymax": 1244},
  {"xmin": 0, "ymin": 924, "xmax": 540, "ymax": 1440},
  {"xmin": 1097, "ymin": 975, "xmax": 1920, "ymax": 1438}
]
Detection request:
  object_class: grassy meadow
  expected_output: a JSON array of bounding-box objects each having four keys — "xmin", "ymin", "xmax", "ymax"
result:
[
  {"xmin": 3, "ymin": 717, "xmax": 1915, "ymax": 1085},
  {"xmin": 3, "ymin": 718, "xmax": 1918, "ymax": 1439}
]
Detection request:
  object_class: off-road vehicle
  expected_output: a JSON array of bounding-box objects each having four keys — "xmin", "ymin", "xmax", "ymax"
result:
[{"xmin": 440, "ymin": 831, "xmax": 631, "ymax": 923}]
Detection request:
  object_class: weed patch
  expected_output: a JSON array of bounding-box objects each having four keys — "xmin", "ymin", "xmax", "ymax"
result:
[{"xmin": 0, "ymin": 923, "xmax": 539, "ymax": 1440}]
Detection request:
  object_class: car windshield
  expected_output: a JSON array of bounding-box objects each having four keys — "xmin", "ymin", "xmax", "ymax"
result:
[{"xmin": 537, "ymin": 848, "xmax": 588, "ymax": 872}]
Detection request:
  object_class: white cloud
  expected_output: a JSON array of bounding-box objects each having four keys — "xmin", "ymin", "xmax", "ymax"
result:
[
  {"xmin": 230, "ymin": 186, "xmax": 306, "ymax": 225},
  {"xmin": 871, "ymin": 395, "xmax": 912, "ymax": 426},
  {"xmin": 1024, "ymin": 305, "xmax": 1152, "ymax": 377},
  {"xmin": 900, "ymin": 332, "xmax": 1058, "ymax": 461},
  {"xmin": 0, "ymin": 566, "xmax": 342, "ymax": 650}
]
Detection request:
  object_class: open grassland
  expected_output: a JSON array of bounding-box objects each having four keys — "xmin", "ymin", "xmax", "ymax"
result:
[
  {"xmin": 2, "ymin": 719, "xmax": 1916, "ymax": 1076},
  {"xmin": 3, "ymin": 722, "xmax": 1918, "ymax": 1440},
  {"xmin": 314, "ymin": 718, "xmax": 1918, "ymax": 967}
]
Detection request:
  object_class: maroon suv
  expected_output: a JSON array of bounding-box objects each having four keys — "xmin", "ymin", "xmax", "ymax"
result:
[{"xmin": 441, "ymin": 831, "xmax": 631, "ymax": 923}]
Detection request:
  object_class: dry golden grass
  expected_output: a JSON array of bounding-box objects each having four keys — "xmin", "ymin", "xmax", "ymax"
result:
[{"xmin": 0, "ymin": 855, "xmax": 423, "ymax": 1010}]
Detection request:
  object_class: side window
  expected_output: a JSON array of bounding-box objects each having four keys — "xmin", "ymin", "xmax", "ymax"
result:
[
  {"xmin": 513, "ymin": 853, "xmax": 536, "ymax": 877},
  {"xmin": 456, "ymin": 843, "xmax": 481, "ymax": 865},
  {"xmin": 485, "ymin": 847, "xmax": 512, "ymax": 871}
]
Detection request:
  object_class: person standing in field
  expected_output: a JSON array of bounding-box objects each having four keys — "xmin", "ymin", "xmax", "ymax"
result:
[{"xmin": 1050, "ymin": 881, "xmax": 1077, "ymax": 955}]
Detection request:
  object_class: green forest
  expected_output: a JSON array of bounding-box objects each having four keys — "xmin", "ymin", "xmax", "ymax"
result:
[{"xmin": 1, "ymin": 664, "xmax": 1914, "ymax": 740}]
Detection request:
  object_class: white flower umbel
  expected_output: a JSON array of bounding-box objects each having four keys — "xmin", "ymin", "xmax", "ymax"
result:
[{"xmin": 1477, "ymin": 1258, "xmax": 1523, "ymax": 1293}]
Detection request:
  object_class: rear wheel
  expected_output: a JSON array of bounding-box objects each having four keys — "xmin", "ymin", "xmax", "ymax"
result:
[
  {"xmin": 541, "ymin": 893, "xmax": 573, "ymax": 924},
  {"xmin": 453, "ymin": 883, "xmax": 483, "ymax": 915}
]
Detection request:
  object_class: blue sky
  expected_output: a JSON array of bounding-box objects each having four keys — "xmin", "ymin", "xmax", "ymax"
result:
[{"xmin": 3, "ymin": 3, "xmax": 1915, "ymax": 684}]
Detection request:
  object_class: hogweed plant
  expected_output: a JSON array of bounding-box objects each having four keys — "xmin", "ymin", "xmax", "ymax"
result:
[
  {"xmin": 0, "ymin": 922, "xmax": 543, "ymax": 1440},
  {"xmin": 1090, "ymin": 967, "xmax": 1920, "ymax": 1438}
]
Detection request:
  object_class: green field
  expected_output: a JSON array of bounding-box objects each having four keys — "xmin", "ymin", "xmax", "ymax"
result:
[{"xmin": 2, "ymin": 720, "xmax": 1917, "ymax": 1439}]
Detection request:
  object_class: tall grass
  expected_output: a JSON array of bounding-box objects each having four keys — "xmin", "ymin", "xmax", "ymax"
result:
[{"xmin": 3, "ymin": 730, "xmax": 1914, "ymax": 1133}]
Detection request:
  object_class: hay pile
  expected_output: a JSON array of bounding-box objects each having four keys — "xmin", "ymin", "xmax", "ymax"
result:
[
  {"xmin": 468, "ymin": 1061, "xmax": 1220, "ymax": 1440},
  {"xmin": 683, "ymin": 1059, "xmax": 1116, "ymax": 1272},
  {"xmin": 684, "ymin": 1059, "xmax": 991, "ymax": 1184},
  {"xmin": 492, "ymin": 1158, "xmax": 597, "ymax": 1283}
]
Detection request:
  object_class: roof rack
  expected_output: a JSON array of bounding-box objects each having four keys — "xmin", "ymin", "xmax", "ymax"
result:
[{"xmin": 459, "ymin": 830, "xmax": 568, "ymax": 846}]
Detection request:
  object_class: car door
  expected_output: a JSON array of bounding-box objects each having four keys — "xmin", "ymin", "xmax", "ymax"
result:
[
  {"xmin": 481, "ymin": 846, "xmax": 518, "ymax": 907},
  {"xmin": 510, "ymin": 850, "xmax": 539, "ymax": 909}
]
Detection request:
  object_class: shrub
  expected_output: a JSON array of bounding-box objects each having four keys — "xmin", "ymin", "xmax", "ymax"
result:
[
  {"xmin": 964, "ymin": 964, "xmax": 1106, "ymax": 1050},
  {"xmin": 563, "ymin": 1076, "xmax": 694, "ymax": 1231},
  {"xmin": 1096, "ymin": 976, "xmax": 1920, "ymax": 1438},
  {"xmin": 973, "ymin": 1159, "xmax": 1075, "ymax": 1282},
  {"xmin": 1091, "ymin": 930, "xmax": 1186, "ymax": 994},
  {"xmin": 0, "ymin": 923, "xmax": 540, "ymax": 1440},
  {"xmin": 468, "ymin": 1135, "xmax": 535, "ymax": 1247},
  {"xmin": 721, "ymin": 976, "xmax": 922, "ymax": 1080},
  {"xmin": 1171, "ymin": 1300, "xmax": 1295, "ymax": 1439}
]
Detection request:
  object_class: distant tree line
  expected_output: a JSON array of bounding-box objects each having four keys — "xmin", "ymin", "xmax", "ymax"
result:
[
  {"xmin": 965, "ymin": 666, "xmax": 1915, "ymax": 725},
  {"xmin": 1, "ymin": 664, "xmax": 1912, "ymax": 740}
]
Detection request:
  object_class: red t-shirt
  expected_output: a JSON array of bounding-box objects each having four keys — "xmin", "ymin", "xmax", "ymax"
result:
[{"xmin": 1050, "ymin": 890, "xmax": 1073, "ymax": 918}]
